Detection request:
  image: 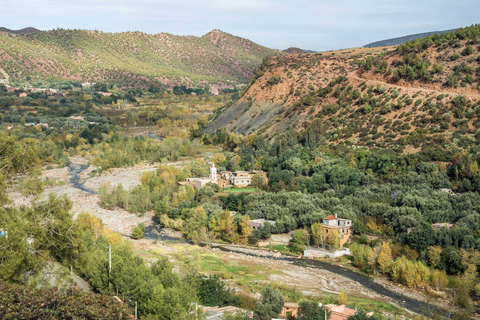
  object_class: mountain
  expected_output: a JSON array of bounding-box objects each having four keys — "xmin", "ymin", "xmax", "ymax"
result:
[
  {"xmin": 0, "ymin": 29, "xmax": 277, "ymax": 89},
  {"xmin": 207, "ymin": 25, "xmax": 480, "ymax": 154},
  {"xmin": 364, "ymin": 28, "xmax": 457, "ymax": 48},
  {"xmin": 283, "ymin": 47, "xmax": 316, "ymax": 54},
  {"xmin": 0, "ymin": 27, "xmax": 41, "ymax": 34}
]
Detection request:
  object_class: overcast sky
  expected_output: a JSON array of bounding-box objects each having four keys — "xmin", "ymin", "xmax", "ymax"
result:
[{"xmin": 1, "ymin": 0, "xmax": 479, "ymax": 51}]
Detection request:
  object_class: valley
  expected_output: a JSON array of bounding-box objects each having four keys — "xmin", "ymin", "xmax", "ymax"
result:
[
  {"xmin": 9, "ymin": 151, "xmax": 443, "ymax": 318},
  {"xmin": 2, "ymin": 24, "xmax": 480, "ymax": 320}
]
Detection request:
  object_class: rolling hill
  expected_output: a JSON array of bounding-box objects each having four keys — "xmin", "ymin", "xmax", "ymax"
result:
[
  {"xmin": 0, "ymin": 28, "xmax": 277, "ymax": 89},
  {"xmin": 364, "ymin": 28, "xmax": 457, "ymax": 48},
  {"xmin": 207, "ymin": 25, "xmax": 480, "ymax": 154}
]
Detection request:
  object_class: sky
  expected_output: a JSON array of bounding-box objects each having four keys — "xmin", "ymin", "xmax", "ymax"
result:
[{"xmin": 0, "ymin": 0, "xmax": 479, "ymax": 51}]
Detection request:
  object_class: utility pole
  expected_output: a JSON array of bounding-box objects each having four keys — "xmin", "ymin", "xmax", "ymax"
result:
[
  {"xmin": 105, "ymin": 246, "xmax": 111, "ymax": 288},
  {"xmin": 130, "ymin": 300, "xmax": 138, "ymax": 320}
]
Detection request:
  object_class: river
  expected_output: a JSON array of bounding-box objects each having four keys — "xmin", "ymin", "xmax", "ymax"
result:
[
  {"xmin": 66, "ymin": 162, "xmax": 447, "ymax": 317},
  {"xmin": 208, "ymin": 244, "xmax": 447, "ymax": 317}
]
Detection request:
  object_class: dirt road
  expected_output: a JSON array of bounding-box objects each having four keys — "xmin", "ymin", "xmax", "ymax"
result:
[{"xmin": 348, "ymin": 70, "xmax": 480, "ymax": 100}]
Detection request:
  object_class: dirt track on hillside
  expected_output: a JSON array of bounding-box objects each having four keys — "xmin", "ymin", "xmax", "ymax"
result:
[{"xmin": 349, "ymin": 70, "xmax": 480, "ymax": 100}]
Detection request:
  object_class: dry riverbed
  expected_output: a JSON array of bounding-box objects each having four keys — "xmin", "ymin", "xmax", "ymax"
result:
[{"xmin": 8, "ymin": 155, "xmax": 447, "ymax": 317}]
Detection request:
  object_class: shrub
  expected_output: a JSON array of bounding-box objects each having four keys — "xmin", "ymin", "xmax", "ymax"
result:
[
  {"xmin": 451, "ymin": 53, "xmax": 460, "ymax": 61},
  {"xmin": 462, "ymin": 45, "xmax": 474, "ymax": 56},
  {"xmin": 446, "ymin": 73, "xmax": 458, "ymax": 87},
  {"xmin": 267, "ymin": 76, "xmax": 281, "ymax": 86},
  {"xmin": 452, "ymin": 95, "xmax": 467, "ymax": 108}
]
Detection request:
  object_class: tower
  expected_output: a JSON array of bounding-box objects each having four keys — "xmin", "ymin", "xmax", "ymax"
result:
[{"xmin": 210, "ymin": 163, "xmax": 217, "ymax": 183}]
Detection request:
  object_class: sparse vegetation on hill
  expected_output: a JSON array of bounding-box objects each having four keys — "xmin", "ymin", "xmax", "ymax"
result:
[{"xmin": 0, "ymin": 28, "xmax": 277, "ymax": 88}]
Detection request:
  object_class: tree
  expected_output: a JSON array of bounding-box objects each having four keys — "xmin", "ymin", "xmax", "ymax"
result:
[
  {"xmin": 284, "ymin": 157, "xmax": 305, "ymax": 176},
  {"xmin": 239, "ymin": 215, "xmax": 253, "ymax": 244},
  {"xmin": 311, "ymin": 223, "xmax": 326, "ymax": 248},
  {"xmin": 431, "ymin": 269, "xmax": 448, "ymax": 290},
  {"xmin": 0, "ymin": 281, "xmax": 131, "ymax": 320},
  {"xmin": 337, "ymin": 290, "xmax": 348, "ymax": 305},
  {"xmin": 326, "ymin": 229, "xmax": 340, "ymax": 250},
  {"xmin": 131, "ymin": 223, "xmax": 145, "ymax": 239},
  {"xmin": 209, "ymin": 210, "xmax": 237, "ymax": 243},
  {"xmin": 0, "ymin": 194, "xmax": 79, "ymax": 282},
  {"xmin": 198, "ymin": 275, "xmax": 240, "ymax": 307},
  {"xmin": 212, "ymin": 153, "xmax": 226, "ymax": 165},
  {"xmin": 290, "ymin": 229, "xmax": 309, "ymax": 253},
  {"xmin": 405, "ymin": 225, "xmax": 434, "ymax": 253},
  {"xmin": 377, "ymin": 242, "xmax": 392, "ymax": 274},
  {"xmin": 427, "ymin": 246, "xmax": 442, "ymax": 268},
  {"xmin": 250, "ymin": 174, "xmax": 267, "ymax": 190},
  {"xmin": 296, "ymin": 301, "xmax": 330, "ymax": 320},
  {"xmin": 184, "ymin": 207, "xmax": 209, "ymax": 243},
  {"xmin": 254, "ymin": 286, "xmax": 284, "ymax": 320},
  {"xmin": 154, "ymin": 200, "xmax": 169, "ymax": 219}
]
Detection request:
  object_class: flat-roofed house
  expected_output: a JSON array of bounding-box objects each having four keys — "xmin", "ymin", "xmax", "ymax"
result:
[
  {"xmin": 281, "ymin": 302, "xmax": 299, "ymax": 318},
  {"xmin": 322, "ymin": 214, "xmax": 353, "ymax": 248},
  {"xmin": 249, "ymin": 219, "xmax": 276, "ymax": 230},
  {"xmin": 324, "ymin": 304, "xmax": 357, "ymax": 320}
]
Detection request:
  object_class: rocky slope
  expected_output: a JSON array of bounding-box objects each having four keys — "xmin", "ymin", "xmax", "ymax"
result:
[
  {"xmin": 207, "ymin": 26, "xmax": 480, "ymax": 153},
  {"xmin": 0, "ymin": 29, "xmax": 277, "ymax": 88}
]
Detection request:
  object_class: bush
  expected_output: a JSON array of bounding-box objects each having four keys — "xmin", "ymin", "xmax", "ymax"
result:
[
  {"xmin": 131, "ymin": 223, "xmax": 145, "ymax": 239},
  {"xmin": 462, "ymin": 45, "xmax": 474, "ymax": 56},
  {"xmin": 267, "ymin": 76, "xmax": 281, "ymax": 86},
  {"xmin": 451, "ymin": 53, "xmax": 460, "ymax": 61},
  {"xmin": 452, "ymin": 95, "xmax": 467, "ymax": 108}
]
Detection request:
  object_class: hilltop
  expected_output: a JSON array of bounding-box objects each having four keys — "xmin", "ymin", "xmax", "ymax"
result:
[
  {"xmin": 207, "ymin": 25, "xmax": 480, "ymax": 154},
  {"xmin": 0, "ymin": 26, "xmax": 41, "ymax": 34},
  {"xmin": 0, "ymin": 28, "xmax": 277, "ymax": 89},
  {"xmin": 364, "ymin": 28, "xmax": 457, "ymax": 48},
  {"xmin": 283, "ymin": 47, "xmax": 316, "ymax": 54}
]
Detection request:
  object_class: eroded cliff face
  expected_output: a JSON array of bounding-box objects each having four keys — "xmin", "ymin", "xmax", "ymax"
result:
[{"xmin": 206, "ymin": 48, "xmax": 365, "ymax": 136}]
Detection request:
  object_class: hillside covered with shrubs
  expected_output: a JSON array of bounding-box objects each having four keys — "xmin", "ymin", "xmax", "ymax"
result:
[{"xmin": 207, "ymin": 25, "xmax": 480, "ymax": 156}]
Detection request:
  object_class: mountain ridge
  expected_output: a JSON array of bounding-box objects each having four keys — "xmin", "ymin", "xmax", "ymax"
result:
[
  {"xmin": 0, "ymin": 27, "xmax": 41, "ymax": 34},
  {"xmin": 0, "ymin": 28, "xmax": 278, "ymax": 89},
  {"xmin": 364, "ymin": 28, "xmax": 458, "ymax": 48}
]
